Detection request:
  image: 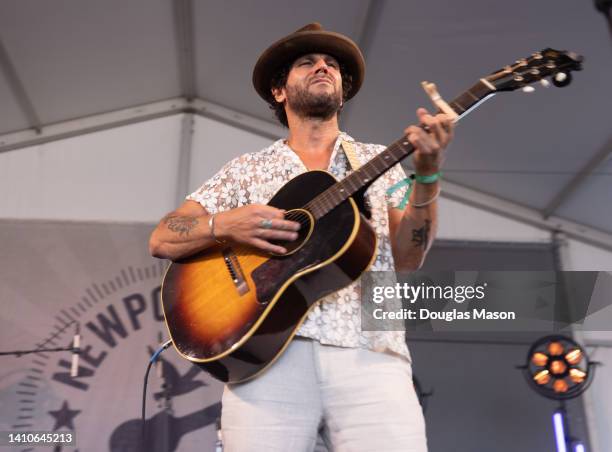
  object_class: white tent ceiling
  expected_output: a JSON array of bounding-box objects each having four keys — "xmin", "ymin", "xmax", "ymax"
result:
[{"xmin": 0, "ymin": 0, "xmax": 610, "ymax": 237}]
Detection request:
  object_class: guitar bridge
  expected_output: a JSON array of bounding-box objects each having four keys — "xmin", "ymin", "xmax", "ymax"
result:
[{"xmin": 222, "ymin": 248, "xmax": 249, "ymax": 295}]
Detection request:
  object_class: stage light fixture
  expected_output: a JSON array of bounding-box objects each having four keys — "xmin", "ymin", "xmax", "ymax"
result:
[
  {"xmin": 519, "ymin": 335, "xmax": 599, "ymax": 452},
  {"xmin": 521, "ymin": 335, "xmax": 596, "ymax": 401}
]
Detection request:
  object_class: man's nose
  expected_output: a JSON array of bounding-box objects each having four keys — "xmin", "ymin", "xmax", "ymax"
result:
[{"xmin": 313, "ymin": 59, "xmax": 330, "ymax": 73}]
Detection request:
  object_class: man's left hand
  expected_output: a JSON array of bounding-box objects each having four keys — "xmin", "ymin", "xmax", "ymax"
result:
[{"xmin": 404, "ymin": 108, "xmax": 454, "ymax": 176}]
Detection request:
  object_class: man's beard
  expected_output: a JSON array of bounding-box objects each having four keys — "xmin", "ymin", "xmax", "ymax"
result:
[{"xmin": 285, "ymin": 81, "xmax": 342, "ymax": 121}]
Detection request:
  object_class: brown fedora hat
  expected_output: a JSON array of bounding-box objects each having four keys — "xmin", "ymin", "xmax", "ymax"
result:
[{"xmin": 252, "ymin": 22, "xmax": 365, "ymax": 103}]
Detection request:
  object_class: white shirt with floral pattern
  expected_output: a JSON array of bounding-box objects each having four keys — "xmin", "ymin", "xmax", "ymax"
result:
[{"xmin": 187, "ymin": 132, "xmax": 411, "ymax": 361}]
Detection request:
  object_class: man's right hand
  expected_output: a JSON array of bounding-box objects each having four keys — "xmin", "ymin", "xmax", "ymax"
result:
[{"xmin": 215, "ymin": 204, "xmax": 301, "ymax": 255}]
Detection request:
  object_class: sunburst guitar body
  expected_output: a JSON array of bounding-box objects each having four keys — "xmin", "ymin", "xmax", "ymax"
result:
[{"xmin": 162, "ymin": 170, "xmax": 377, "ymax": 383}]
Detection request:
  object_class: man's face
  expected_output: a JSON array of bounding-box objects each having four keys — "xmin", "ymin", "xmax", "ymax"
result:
[{"xmin": 274, "ymin": 53, "xmax": 343, "ymax": 121}]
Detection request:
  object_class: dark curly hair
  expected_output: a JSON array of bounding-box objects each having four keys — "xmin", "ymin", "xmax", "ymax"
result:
[{"xmin": 267, "ymin": 61, "xmax": 353, "ymax": 128}]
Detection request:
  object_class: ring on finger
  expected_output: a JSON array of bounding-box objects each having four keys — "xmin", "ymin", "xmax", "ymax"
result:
[{"xmin": 260, "ymin": 219, "xmax": 273, "ymax": 229}]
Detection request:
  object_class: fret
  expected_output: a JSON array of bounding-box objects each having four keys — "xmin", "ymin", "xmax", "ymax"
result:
[
  {"xmin": 364, "ymin": 162, "xmax": 378, "ymax": 178},
  {"xmin": 392, "ymin": 140, "xmax": 411, "ymax": 160},
  {"xmin": 345, "ymin": 175, "xmax": 358, "ymax": 192},
  {"xmin": 356, "ymin": 174, "xmax": 365, "ymax": 187},
  {"xmin": 322, "ymin": 195, "xmax": 333, "ymax": 213},
  {"xmin": 453, "ymin": 92, "xmax": 477, "ymax": 112},
  {"xmin": 371, "ymin": 155, "xmax": 384, "ymax": 173},
  {"xmin": 363, "ymin": 164, "xmax": 376, "ymax": 180},
  {"xmin": 338, "ymin": 180, "xmax": 349, "ymax": 195},
  {"xmin": 361, "ymin": 169, "xmax": 372, "ymax": 184},
  {"xmin": 450, "ymin": 100, "xmax": 466, "ymax": 113},
  {"xmin": 448, "ymin": 81, "xmax": 494, "ymax": 117},
  {"xmin": 307, "ymin": 202, "xmax": 319, "ymax": 217},
  {"xmin": 328, "ymin": 190, "xmax": 340, "ymax": 208},
  {"xmin": 465, "ymin": 90, "xmax": 480, "ymax": 101},
  {"xmin": 385, "ymin": 148, "xmax": 398, "ymax": 163}
]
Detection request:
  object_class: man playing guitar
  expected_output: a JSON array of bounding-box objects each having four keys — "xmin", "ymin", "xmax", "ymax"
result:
[{"xmin": 150, "ymin": 23, "xmax": 453, "ymax": 452}]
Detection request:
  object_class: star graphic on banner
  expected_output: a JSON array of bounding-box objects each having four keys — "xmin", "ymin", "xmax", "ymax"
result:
[{"xmin": 48, "ymin": 400, "xmax": 81, "ymax": 431}]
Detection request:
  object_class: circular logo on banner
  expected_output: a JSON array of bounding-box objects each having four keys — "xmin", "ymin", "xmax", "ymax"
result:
[{"xmin": 8, "ymin": 262, "xmax": 223, "ymax": 452}]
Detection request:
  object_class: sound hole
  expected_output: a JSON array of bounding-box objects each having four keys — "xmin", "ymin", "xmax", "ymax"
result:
[{"xmin": 270, "ymin": 208, "xmax": 314, "ymax": 256}]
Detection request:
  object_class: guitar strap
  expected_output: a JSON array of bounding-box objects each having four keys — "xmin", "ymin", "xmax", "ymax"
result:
[
  {"xmin": 341, "ymin": 140, "xmax": 362, "ymax": 171},
  {"xmin": 342, "ymin": 140, "xmax": 373, "ymax": 218}
]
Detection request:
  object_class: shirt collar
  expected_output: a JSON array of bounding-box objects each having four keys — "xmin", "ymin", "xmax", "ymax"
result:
[{"xmin": 275, "ymin": 131, "xmax": 356, "ymax": 172}]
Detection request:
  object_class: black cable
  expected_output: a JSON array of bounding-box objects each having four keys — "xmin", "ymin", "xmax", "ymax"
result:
[
  {"xmin": 0, "ymin": 347, "xmax": 73, "ymax": 356},
  {"xmin": 141, "ymin": 340, "xmax": 173, "ymax": 451},
  {"xmin": 141, "ymin": 358, "xmax": 154, "ymax": 450}
]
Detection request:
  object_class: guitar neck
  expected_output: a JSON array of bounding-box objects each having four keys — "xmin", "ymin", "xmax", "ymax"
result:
[{"xmin": 305, "ymin": 79, "xmax": 496, "ymax": 219}]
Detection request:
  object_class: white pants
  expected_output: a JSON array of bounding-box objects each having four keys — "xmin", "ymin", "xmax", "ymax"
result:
[{"xmin": 221, "ymin": 337, "xmax": 427, "ymax": 452}]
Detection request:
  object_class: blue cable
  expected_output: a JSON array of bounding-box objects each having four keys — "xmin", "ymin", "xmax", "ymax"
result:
[{"xmin": 149, "ymin": 339, "xmax": 173, "ymax": 363}]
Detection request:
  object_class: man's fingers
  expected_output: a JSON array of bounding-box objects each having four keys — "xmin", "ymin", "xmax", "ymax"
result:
[
  {"xmin": 435, "ymin": 114, "xmax": 454, "ymax": 145},
  {"xmin": 257, "ymin": 228, "xmax": 299, "ymax": 241},
  {"xmin": 275, "ymin": 219, "xmax": 301, "ymax": 231},
  {"xmin": 406, "ymin": 126, "xmax": 433, "ymax": 153},
  {"xmin": 410, "ymin": 110, "xmax": 455, "ymax": 151},
  {"xmin": 256, "ymin": 205, "xmax": 286, "ymax": 219},
  {"xmin": 250, "ymin": 237, "xmax": 287, "ymax": 255},
  {"xmin": 255, "ymin": 206, "xmax": 302, "ymax": 230},
  {"xmin": 420, "ymin": 112, "xmax": 450, "ymax": 148},
  {"xmin": 254, "ymin": 218, "xmax": 301, "ymax": 231},
  {"xmin": 416, "ymin": 107, "xmax": 430, "ymax": 119},
  {"xmin": 430, "ymin": 120, "xmax": 448, "ymax": 149}
]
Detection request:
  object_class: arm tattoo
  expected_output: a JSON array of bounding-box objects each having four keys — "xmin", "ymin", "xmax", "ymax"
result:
[
  {"xmin": 163, "ymin": 215, "xmax": 199, "ymax": 237},
  {"xmin": 411, "ymin": 219, "xmax": 431, "ymax": 250}
]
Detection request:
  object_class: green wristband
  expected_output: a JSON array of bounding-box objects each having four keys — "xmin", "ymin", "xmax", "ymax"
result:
[{"xmin": 414, "ymin": 172, "xmax": 441, "ymax": 184}]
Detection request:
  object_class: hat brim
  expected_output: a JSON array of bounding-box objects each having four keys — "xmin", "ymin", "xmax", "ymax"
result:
[{"xmin": 253, "ymin": 30, "xmax": 365, "ymax": 103}]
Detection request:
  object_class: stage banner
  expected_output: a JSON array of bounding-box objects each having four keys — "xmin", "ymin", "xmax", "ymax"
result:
[{"xmin": 0, "ymin": 220, "xmax": 223, "ymax": 452}]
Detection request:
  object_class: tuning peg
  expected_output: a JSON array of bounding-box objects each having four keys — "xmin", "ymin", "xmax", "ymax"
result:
[
  {"xmin": 552, "ymin": 72, "xmax": 572, "ymax": 87},
  {"xmin": 522, "ymin": 86, "xmax": 535, "ymax": 93},
  {"xmin": 540, "ymin": 79, "xmax": 551, "ymax": 88}
]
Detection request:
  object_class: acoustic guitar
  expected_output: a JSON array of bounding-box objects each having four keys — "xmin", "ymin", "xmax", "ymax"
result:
[{"xmin": 161, "ymin": 48, "xmax": 582, "ymax": 383}]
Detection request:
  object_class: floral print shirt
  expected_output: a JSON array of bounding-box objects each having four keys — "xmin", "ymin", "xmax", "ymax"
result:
[{"xmin": 187, "ymin": 132, "xmax": 411, "ymax": 361}]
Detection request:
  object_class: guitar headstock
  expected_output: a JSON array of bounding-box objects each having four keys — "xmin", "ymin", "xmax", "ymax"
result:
[{"xmin": 486, "ymin": 48, "xmax": 583, "ymax": 92}]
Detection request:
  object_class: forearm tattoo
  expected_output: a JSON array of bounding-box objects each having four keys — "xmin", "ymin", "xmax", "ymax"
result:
[
  {"xmin": 411, "ymin": 219, "xmax": 431, "ymax": 249},
  {"xmin": 163, "ymin": 215, "xmax": 199, "ymax": 236}
]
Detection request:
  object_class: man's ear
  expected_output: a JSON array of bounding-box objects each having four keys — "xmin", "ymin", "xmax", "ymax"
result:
[{"xmin": 271, "ymin": 86, "xmax": 286, "ymax": 104}]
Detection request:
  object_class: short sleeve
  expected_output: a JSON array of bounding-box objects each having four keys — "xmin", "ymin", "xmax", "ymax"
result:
[{"xmin": 186, "ymin": 156, "xmax": 245, "ymax": 214}]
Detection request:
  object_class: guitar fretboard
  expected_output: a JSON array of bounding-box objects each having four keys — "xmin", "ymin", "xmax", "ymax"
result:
[{"xmin": 304, "ymin": 80, "xmax": 495, "ymax": 219}]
